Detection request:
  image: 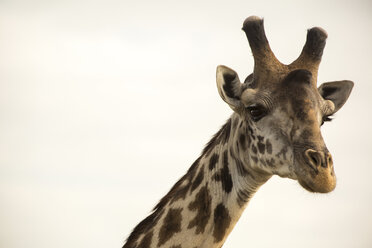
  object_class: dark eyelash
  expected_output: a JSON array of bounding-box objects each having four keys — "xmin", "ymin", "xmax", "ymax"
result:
[
  {"xmin": 323, "ymin": 115, "xmax": 333, "ymax": 122},
  {"xmin": 321, "ymin": 115, "xmax": 334, "ymax": 126}
]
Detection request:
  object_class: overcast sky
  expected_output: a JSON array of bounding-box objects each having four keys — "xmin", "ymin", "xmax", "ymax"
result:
[{"xmin": 0, "ymin": 0, "xmax": 371, "ymax": 247}]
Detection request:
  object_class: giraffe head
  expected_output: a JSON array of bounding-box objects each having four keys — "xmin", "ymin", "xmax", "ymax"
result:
[{"xmin": 216, "ymin": 16, "xmax": 353, "ymax": 193}]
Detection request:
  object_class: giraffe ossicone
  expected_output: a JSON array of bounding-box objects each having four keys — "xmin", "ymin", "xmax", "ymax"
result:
[{"xmin": 123, "ymin": 16, "xmax": 353, "ymax": 248}]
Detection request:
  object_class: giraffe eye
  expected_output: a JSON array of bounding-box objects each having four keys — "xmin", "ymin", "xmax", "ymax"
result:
[{"xmin": 247, "ymin": 104, "xmax": 267, "ymax": 122}]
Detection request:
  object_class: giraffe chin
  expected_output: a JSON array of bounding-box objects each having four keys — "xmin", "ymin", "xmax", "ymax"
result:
[{"xmin": 297, "ymin": 169, "xmax": 336, "ymax": 193}]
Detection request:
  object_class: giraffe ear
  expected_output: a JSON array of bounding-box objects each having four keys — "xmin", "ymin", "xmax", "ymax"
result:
[
  {"xmin": 216, "ymin": 65, "xmax": 244, "ymax": 111},
  {"xmin": 318, "ymin": 80, "xmax": 354, "ymax": 114}
]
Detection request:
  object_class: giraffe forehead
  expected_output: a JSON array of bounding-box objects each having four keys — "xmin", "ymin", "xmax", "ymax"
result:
[
  {"xmin": 271, "ymin": 80, "xmax": 322, "ymax": 116},
  {"xmin": 289, "ymin": 87, "xmax": 321, "ymax": 118},
  {"xmin": 243, "ymin": 72, "xmax": 321, "ymax": 110}
]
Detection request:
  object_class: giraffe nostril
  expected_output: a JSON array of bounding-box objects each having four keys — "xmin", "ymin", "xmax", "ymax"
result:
[
  {"xmin": 310, "ymin": 154, "xmax": 318, "ymax": 166},
  {"xmin": 304, "ymin": 149, "xmax": 322, "ymax": 171},
  {"xmin": 326, "ymin": 153, "xmax": 333, "ymax": 168}
]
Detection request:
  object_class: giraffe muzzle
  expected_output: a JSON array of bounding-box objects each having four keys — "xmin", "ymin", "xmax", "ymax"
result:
[{"xmin": 298, "ymin": 149, "xmax": 336, "ymax": 193}]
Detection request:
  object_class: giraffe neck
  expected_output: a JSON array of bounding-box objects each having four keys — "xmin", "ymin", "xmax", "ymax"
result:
[{"xmin": 123, "ymin": 115, "xmax": 271, "ymax": 248}]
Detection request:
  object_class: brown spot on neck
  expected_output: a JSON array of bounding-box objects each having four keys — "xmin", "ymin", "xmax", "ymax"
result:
[
  {"xmin": 213, "ymin": 203, "xmax": 231, "ymax": 243},
  {"xmin": 208, "ymin": 153, "xmax": 220, "ymax": 171},
  {"xmin": 213, "ymin": 150, "xmax": 233, "ymax": 193},
  {"xmin": 137, "ymin": 230, "xmax": 153, "ymax": 248},
  {"xmin": 158, "ymin": 208, "xmax": 183, "ymax": 247},
  {"xmin": 123, "ymin": 209, "xmax": 164, "ymax": 248},
  {"xmin": 188, "ymin": 185, "xmax": 212, "ymax": 234},
  {"xmin": 190, "ymin": 168, "xmax": 204, "ymax": 192}
]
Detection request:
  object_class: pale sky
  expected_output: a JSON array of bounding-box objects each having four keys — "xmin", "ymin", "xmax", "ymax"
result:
[{"xmin": 0, "ymin": 0, "xmax": 371, "ymax": 247}]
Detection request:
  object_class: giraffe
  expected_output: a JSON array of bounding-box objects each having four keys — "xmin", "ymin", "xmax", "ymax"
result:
[{"xmin": 122, "ymin": 16, "xmax": 353, "ymax": 248}]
